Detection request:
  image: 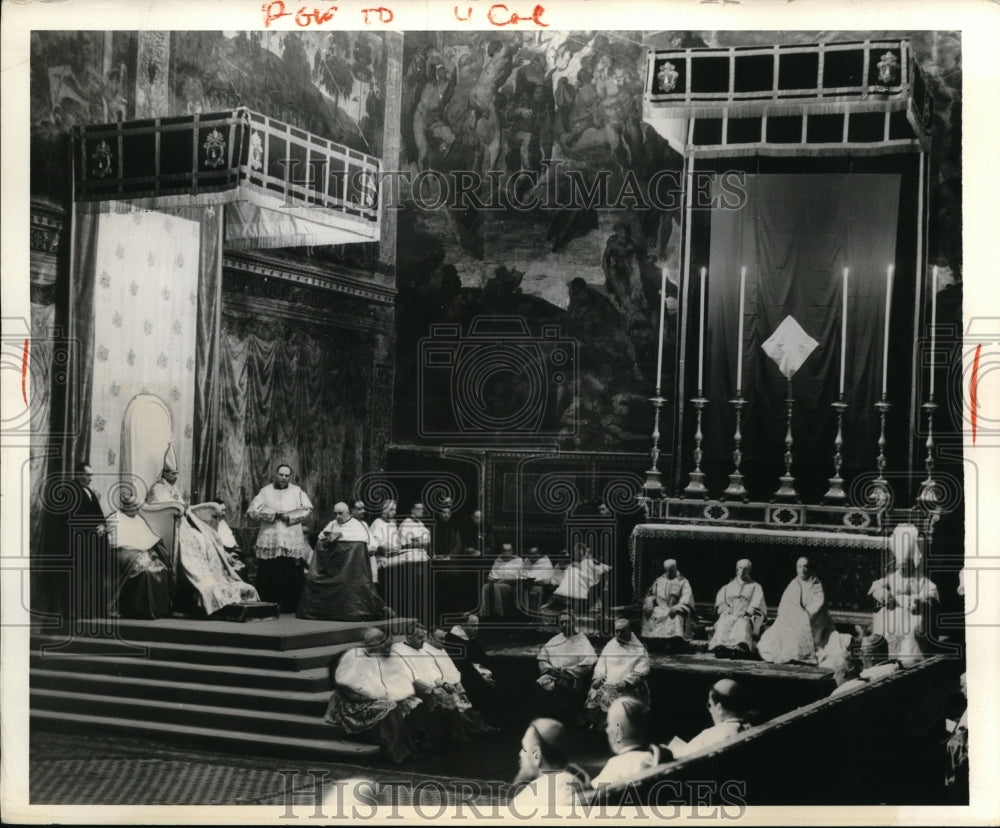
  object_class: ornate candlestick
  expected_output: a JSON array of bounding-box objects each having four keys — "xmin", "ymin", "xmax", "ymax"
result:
[
  {"xmin": 773, "ymin": 378, "xmax": 798, "ymax": 501},
  {"xmin": 683, "ymin": 394, "xmax": 709, "ymax": 498},
  {"xmin": 823, "ymin": 397, "xmax": 849, "ymax": 503},
  {"xmin": 723, "ymin": 397, "xmax": 748, "ymax": 501},
  {"xmin": 642, "ymin": 395, "xmax": 668, "ymax": 495},
  {"xmin": 917, "ymin": 398, "xmax": 940, "ymax": 510},
  {"xmin": 869, "ymin": 395, "xmax": 892, "ymax": 507}
]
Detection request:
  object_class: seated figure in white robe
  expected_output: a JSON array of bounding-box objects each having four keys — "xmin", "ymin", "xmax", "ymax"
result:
[
  {"xmin": 641, "ymin": 558, "xmax": 695, "ymax": 651},
  {"xmin": 667, "ymin": 679, "xmax": 751, "ymax": 759},
  {"xmin": 532, "ymin": 612, "xmax": 597, "ymax": 723},
  {"xmin": 758, "ymin": 557, "xmax": 848, "ymax": 669},
  {"xmin": 543, "ymin": 543, "xmax": 611, "ymax": 615},
  {"xmin": 394, "ymin": 502, "xmax": 431, "ymax": 565},
  {"xmin": 708, "ymin": 559, "xmax": 767, "ymax": 658},
  {"xmin": 325, "ymin": 628, "xmax": 430, "ymax": 763},
  {"xmin": 369, "ymin": 500, "xmax": 401, "ymax": 576},
  {"xmin": 585, "ymin": 619, "xmax": 650, "ymax": 726},
  {"xmin": 146, "ymin": 449, "xmax": 259, "ymax": 615},
  {"xmin": 481, "ymin": 543, "xmax": 524, "ymax": 618},
  {"xmin": 591, "ymin": 697, "xmax": 657, "ymax": 789},
  {"xmin": 107, "ymin": 491, "xmax": 171, "ymax": 619},
  {"xmin": 391, "ymin": 622, "xmax": 486, "ymax": 745},
  {"xmin": 868, "ymin": 523, "xmax": 939, "ymax": 667}
]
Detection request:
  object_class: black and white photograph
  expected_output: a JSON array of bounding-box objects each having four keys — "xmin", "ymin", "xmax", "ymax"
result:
[{"xmin": 1, "ymin": 0, "xmax": 998, "ymax": 823}]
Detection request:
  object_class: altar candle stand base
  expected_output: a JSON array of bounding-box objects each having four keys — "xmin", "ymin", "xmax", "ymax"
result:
[
  {"xmin": 772, "ymin": 382, "xmax": 799, "ymax": 502},
  {"xmin": 868, "ymin": 397, "xmax": 892, "ymax": 508},
  {"xmin": 682, "ymin": 396, "xmax": 710, "ymax": 499},
  {"xmin": 916, "ymin": 400, "xmax": 940, "ymax": 511},
  {"xmin": 643, "ymin": 395, "xmax": 667, "ymax": 497},
  {"xmin": 722, "ymin": 397, "xmax": 748, "ymax": 502},
  {"xmin": 823, "ymin": 399, "xmax": 849, "ymax": 504}
]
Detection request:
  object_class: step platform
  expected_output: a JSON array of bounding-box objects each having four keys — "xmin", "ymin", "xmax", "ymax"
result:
[{"xmin": 30, "ymin": 613, "xmax": 414, "ymax": 762}]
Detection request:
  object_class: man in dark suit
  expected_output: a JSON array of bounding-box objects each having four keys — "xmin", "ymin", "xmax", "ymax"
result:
[{"xmin": 41, "ymin": 462, "xmax": 112, "ymax": 630}]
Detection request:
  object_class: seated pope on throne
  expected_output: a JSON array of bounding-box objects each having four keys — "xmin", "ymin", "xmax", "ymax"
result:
[{"xmin": 145, "ymin": 443, "xmax": 259, "ymax": 615}]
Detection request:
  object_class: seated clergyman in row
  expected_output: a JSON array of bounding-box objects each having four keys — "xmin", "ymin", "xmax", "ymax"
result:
[
  {"xmin": 641, "ymin": 558, "xmax": 695, "ymax": 652},
  {"xmin": 591, "ymin": 697, "xmax": 658, "ymax": 788},
  {"xmin": 390, "ymin": 622, "xmax": 490, "ymax": 744},
  {"xmin": 532, "ymin": 612, "xmax": 597, "ymax": 723},
  {"xmin": 667, "ymin": 678, "xmax": 752, "ymax": 758},
  {"xmin": 325, "ymin": 628, "xmax": 438, "ymax": 763},
  {"xmin": 106, "ymin": 491, "xmax": 172, "ymax": 619},
  {"xmin": 708, "ymin": 559, "xmax": 767, "ymax": 659},
  {"xmin": 446, "ymin": 614, "xmax": 500, "ymax": 721},
  {"xmin": 584, "ymin": 619, "xmax": 650, "ymax": 727},
  {"xmin": 758, "ymin": 556, "xmax": 849, "ymax": 669},
  {"xmin": 481, "ymin": 543, "xmax": 525, "ymax": 618},
  {"xmin": 543, "ymin": 543, "xmax": 612, "ymax": 617}
]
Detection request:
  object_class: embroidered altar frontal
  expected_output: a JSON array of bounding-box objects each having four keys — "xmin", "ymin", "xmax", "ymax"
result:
[{"xmin": 74, "ymin": 107, "xmax": 380, "ymax": 249}]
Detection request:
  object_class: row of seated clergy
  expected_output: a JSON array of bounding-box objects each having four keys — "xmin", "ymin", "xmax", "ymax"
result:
[
  {"xmin": 325, "ymin": 626, "xmax": 491, "ymax": 762},
  {"xmin": 146, "ymin": 451, "xmax": 260, "ymax": 615},
  {"xmin": 368, "ymin": 499, "xmax": 485, "ymax": 567},
  {"xmin": 673, "ymin": 530, "xmax": 937, "ymax": 668},
  {"xmin": 511, "ymin": 681, "xmax": 752, "ymax": 813},
  {"xmin": 390, "ymin": 622, "xmax": 492, "ymax": 742},
  {"xmin": 480, "ymin": 545, "xmax": 566, "ymax": 618}
]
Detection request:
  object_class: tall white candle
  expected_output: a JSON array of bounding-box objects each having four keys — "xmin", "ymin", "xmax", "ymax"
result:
[
  {"xmin": 736, "ymin": 266, "xmax": 746, "ymax": 394},
  {"xmin": 930, "ymin": 265, "xmax": 938, "ymax": 395},
  {"xmin": 656, "ymin": 266, "xmax": 668, "ymax": 392},
  {"xmin": 839, "ymin": 267, "xmax": 849, "ymax": 394},
  {"xmin": 882, "ymin": 265, "xmax": 894, "ymax": 396},
  {"xmin": 698, "ymin": 266, "xmax": 707, "ymax": 391}
]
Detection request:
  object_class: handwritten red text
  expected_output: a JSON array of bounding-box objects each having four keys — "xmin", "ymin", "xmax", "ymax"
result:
[{"xmin": 262, "ymin": 2, "xmax": 339, "ymax": 27}]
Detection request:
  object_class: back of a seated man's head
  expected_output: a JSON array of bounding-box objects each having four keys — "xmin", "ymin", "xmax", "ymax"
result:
[{"xmin": 709, "ymin": 678, "xmax": 745, "ymax": 719}]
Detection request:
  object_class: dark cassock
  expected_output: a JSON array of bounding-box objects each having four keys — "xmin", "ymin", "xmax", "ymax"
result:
[
  {"xmin": 106, "ymin": 493, "xmax": 171, "ymax": 619},
  {"xmin": 459, "ymin": 511, "xmax": 486, "ymax": 556},
  {"xmin": 445, "ymin": 617, "xmax": 500, "ymax": 722},
  {"xmin": 432, "ymin": 512, "xmax": 464, "ymax": 560},
  {"xmin": 41, "ymin": 465, "xmax": 112, "ymax": 626},
  {"xmin": 297, "ymin": 509, "xmax": 388, "ymax": 622}
]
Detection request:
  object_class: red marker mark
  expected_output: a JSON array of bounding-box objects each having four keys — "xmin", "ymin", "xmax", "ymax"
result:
[
  {"xmin": 21, "ymin": 338, "xmax": 29, "ymax": 405},
  {"xmin": 971, "ymin": 343, "xmax": 982, "ymax": 444},
  {"xmin": 487, "ymin": 3, "xmax": 548, "ymax": 27},
  {"xmin": 262, "ymin": 1, "xmax": 338, "ymax": 28},
  {"xmin": 454, "ymin": 5, "xmax": 473, "ymax": 21},
  {"xmin": 361, "ymin": 6, "xmax": 394, "ymax": 23}
]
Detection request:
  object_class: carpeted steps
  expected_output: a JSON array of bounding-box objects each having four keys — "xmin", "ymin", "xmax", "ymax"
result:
[
  {"xmin": 30, "ymin": 615, "xmax": 413, "ymax": 761},
  {"xmin": 30, "ymin": 709, "xmax": 380, "ymax": 760}
]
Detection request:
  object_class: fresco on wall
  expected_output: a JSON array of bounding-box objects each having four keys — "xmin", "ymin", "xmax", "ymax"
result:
[
  {"xmin": 391, "ymin": 29, "xmax": 963, "ymax": 453},
  {"xmin": 30, "ymin": 30, "xmax": 386, "ymax": 208},
  {"xmin": 392, "ymin": 30, "xmax": 691, "ymax": 452}
]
